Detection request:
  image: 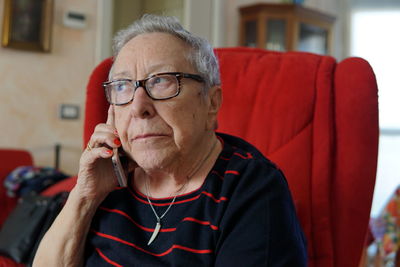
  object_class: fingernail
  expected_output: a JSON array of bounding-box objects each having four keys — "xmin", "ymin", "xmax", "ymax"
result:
[
  {"xmin": 105, "ymin": 149, "xmax": 113, "ymax": 155},
  {"xmin": 114, "ymin": 138, "xmax": 121, "ymax": 146}
]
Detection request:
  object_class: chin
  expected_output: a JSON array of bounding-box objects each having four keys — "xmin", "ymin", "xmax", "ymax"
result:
[{"xmin": 131, "ymin": 147, "xmax": 178, "ymax": 172}]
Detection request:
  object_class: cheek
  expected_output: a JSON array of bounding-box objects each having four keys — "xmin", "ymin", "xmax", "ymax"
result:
[
  {"xmin": 114, "ymin": 108, "xmax": 131, "ymax": 142},
  {"xmin": 167, "ymin": 103, "xmax": 207, "ymax": 145}
]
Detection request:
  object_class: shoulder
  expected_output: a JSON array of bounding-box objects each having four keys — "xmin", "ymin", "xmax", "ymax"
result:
[
  {"xmin": 215, "ymin": 132, "xmax": 287, "ymax": 189},
  {"xmin": 213, "ymin": 134, "xmax": 307, "ymax": 266},
  {"xmin": 213, "ymin": 133, "xmax": 295, "ymax": 220},
  {"xmin": 216, "ymin": 132, "xmax": 279, "ymax": 169}
]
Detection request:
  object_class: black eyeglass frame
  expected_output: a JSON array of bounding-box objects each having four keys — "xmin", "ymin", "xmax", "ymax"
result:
[{"xmin": 103, "ymin": 72, "xmax": 205, "ymax": 106}]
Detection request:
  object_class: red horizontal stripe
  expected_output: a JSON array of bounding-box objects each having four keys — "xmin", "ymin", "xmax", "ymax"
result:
[
  {"xmin": 95, "ymin": 247, "xmax": 122, "ymax": 267},
  {"xmin": 115, "ymin": 186, "xmax": 125, "ymax": 190},
  {"xmin": 92, "ymin": 230, "xmax": 213, "ymax": 256},
  {"xmin": 225, "ymin": 170, "xmax": 240, "ymax": 175},
  {"xmin": 128, "ymin": 188, "xmax": 227, "ymax": 206},
  {"xmin": 234, "ymin": 152, "xmax": 253, "ymax": 159},
  {"xmin": 100, "ymin": 207, "xmax": 219, "ymax": 233},
  {"xmin": 130, "ymin": 190, "xmax": 203, "ymax": 206},
  {"xmin": 172, "ymin": 244, "xmax": 213, "ymax": 255},
  {"xmin": 128, "ymin": 188, "xmax": 175, "ymax": 206},
  {"xmin": 183, "ymin": 217, "xmax": 219, "ymax": 230},
  {"xmin": 133, "ymin": 186, "xmax": 197, "ymax": 200},
  {"xmin": 219, "ymin": 156, "xmax": 230, "ymax": 161},
  {"xmin": 99, "ymin": 206, "xmax": 176, "ymax": 232},
  {"xmin": 131, "ymin": 186, "xmax": 205, "ymax": 203},
  {"xmin": 201, "ymin": 191, "xmax": 228, "ymax": 202}
]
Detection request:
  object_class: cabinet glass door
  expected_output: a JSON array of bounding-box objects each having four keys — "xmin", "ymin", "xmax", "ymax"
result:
[
  {"xmin": 265, "ymin": 19, "xmax": 286, "ymax": 51},
  {"xmin": 244, "ymin": 20, "xmax": 257, "ymax": 47},
  {"xmin": 298, "ymin": 23, "xmax": 328, "ymax": 54}
]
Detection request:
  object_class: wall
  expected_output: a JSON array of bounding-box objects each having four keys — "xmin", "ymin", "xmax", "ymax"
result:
[
  {"xmin": 184, "ymin": 0, "xmax": 213, "ymax": 45},
  {"xmin": 109, "ymin": 0, "xmax": 185, "ymax": 59},
  {"xmin": 113, "ymin": 0, "xmax": 142, "ymax": 36},
  {"xmin": 143, "ymin": 0, "xmax": 184, "ymax": 22},
  {"xmin": 112, "ymin": 0, "xmax": 184, "ymax": 36},
  {"xmin": 0, "ymin": 0, "xmax": 98, "ymax": 175}
]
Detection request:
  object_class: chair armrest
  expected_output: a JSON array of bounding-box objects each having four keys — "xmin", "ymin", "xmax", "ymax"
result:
[{"xmin": 41, "ymin": 176, "xmax": 77, "ymax": 196}]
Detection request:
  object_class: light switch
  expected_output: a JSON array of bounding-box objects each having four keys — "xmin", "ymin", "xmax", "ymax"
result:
[
  {"xmin": 63, "ymin": 11, "xmax": 87, "ymax": 29},
  {"xmin": 59, "ymin": 104, "xmax": 80, "ymax": 120}
]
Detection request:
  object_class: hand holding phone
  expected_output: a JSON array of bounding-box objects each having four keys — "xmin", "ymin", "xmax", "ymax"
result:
[{"xmin": 108, "ymin": 105, "xmax": 128, "ymax": 187}]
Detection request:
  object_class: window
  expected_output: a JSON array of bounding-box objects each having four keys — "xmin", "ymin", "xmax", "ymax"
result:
[{"xmin": 351, "ymin": 9, "xmax": 400, "ymax": 217}]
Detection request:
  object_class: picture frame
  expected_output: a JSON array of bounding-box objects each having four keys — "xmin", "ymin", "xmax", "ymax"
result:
[{"xmin": 1, "ymin": 0, "xmax": 54, "ymax": 52}]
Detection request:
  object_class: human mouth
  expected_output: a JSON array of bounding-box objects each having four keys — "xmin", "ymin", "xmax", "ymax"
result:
[{"xmin": 132, "ymin": 133, "xmax": 170, "ymax": 141}]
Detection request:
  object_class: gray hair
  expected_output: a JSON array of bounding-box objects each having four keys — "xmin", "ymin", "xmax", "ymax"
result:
[{"xmin": 112, "ymin": 14, "xmax": 220, "ymax": 90}]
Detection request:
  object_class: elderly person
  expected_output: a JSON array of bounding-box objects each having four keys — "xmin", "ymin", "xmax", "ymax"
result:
[{"xmin": 34, "ymin": 14, "xmax": 306, "ymax": 266}]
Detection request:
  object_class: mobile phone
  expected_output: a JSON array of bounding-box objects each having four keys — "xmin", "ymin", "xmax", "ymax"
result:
[
  {"xmin": 109, "ymin": 104, "xmax": 128, "ymax": 187},
  {"xmin": 112, "ymin": 148, "xmax": 128, "ymax": 187}
]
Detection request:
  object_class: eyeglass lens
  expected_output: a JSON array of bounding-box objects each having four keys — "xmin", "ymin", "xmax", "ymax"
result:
[{"xmin": 107, "ymin": 74, "xmax": 179, "ymax": 104}]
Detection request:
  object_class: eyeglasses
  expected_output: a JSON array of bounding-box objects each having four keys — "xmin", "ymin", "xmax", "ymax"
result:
[{"xmin": 103, "ymin": 72, "xmax": 205, "ymax": 105}]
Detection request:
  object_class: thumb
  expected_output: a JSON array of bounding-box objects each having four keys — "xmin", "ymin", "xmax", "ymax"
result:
[{"xmin": 106, "ymin": 105, "xmax": 115, "ymax": 126}]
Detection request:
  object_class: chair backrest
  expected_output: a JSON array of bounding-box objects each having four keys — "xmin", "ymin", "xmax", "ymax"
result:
[{"xmin": 83, "ymin": 47, "xmax": 379, "ymax": 267}]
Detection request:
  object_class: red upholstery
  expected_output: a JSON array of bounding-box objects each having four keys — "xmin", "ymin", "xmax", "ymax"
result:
[
  {"xmin": 0, "ymin": 149, "xmax": 33, "ymax": 267},
  {"xmin": 41, "ymin": 176, "xmax": 77, "ymax": 196},
  {"xmin": 20, "ymin": 47, "xmax": 378, "ymax": 266},
  {"xmin": 332, "ymin": 57, "xmax": 379, "ymax": 267},
  {"xmin": 216, "ymin": 48, "xmax": 336, "ymax": 266},
  {"xmin": 0, "ymin": 256, "xmax": 24, "ymax": 267},
  {"xmin": 83, "ymin": 58, "xmax": 113, "ymax": 147},
  {"xmin": 0, "ymin": 149, "xmax": 33, "ymax": 228}
]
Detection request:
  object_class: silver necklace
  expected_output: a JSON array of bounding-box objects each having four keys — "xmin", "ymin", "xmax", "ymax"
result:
[
  {"xmin": 145, "ymin": 139, "xmax": 218, "ymax": 245},
  {"xmin": 145, "ymin": 178, "xmax": 187, "ymax": 245}
]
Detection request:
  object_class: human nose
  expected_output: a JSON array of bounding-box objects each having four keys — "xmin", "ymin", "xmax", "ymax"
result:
[{"xmin": 129, "ymin": 86, "xmax": 156, "ymax": 119}]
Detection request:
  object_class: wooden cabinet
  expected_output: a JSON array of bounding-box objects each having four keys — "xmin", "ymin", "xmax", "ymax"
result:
[{"xmin": 239, "ymin": 3, "xmax": 335, "ymax": 55}]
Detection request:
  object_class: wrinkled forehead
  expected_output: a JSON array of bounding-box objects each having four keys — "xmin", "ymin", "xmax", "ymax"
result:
[{"xmin": 110, "ymin": 32, "xmax": 196, "ymax": 79}]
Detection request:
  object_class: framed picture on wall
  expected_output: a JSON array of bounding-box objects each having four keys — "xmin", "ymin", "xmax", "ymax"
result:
[{"xmin": 1, "ymin": 0, "xmax": 54, "ymax": 52}]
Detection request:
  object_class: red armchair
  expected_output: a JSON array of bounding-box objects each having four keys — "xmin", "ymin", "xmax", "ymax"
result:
[
  {"xmin": 77, "ymin": 48, "xmax": 379, "ymax": 267},
  {"xmin": 2, "ymin": 47, "xmax": 377, "ymax": 266},
  {"xmin": 79, "ymin": 47, "xmax": 379, "ymax": 266}
]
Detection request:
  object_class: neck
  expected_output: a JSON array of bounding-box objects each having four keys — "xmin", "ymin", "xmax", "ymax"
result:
[{"xmin": 135, "ymin": 134, "xmax": 221, "ymax": 198}]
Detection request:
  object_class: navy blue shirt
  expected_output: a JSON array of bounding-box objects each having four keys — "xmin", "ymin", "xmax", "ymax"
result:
[{"xmin": 85, "ymin": 133, "xmax": 307, "ymax": 266}]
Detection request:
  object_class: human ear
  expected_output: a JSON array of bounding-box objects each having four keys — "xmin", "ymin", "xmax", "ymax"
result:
[{"xmin": 206, "ymin": 86, "xmax": 222, "ymax": 131}]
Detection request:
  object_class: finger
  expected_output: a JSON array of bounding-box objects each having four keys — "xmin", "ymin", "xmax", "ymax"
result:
[
  {"xmin": 89, "ymin": 130, "xmax": 121, "ymax": 149},
  {"xmin": 93, "ymin": 123, "xmax": 117, "ymax": 136},
  {"xmin": 106, "ymin": 105, "xmax": 115, "ymax": 126},
  {"xmin": 82, "ymin": 146, "xmax": 114, "ymax": 164}
]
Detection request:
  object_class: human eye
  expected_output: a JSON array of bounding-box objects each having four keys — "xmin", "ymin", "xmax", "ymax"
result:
[
  {"xmin": 112, "ymin": 80, "xmax": 130, "ymax": 92},
  {"xmin": 146, "ymin": 74, "xmax": 177, "ymax": 99},
  {"xmin": 148, "ymin": 75, "xmax": 175, "ymax": 88}
]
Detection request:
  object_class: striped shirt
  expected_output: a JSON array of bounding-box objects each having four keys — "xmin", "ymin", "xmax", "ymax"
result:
[{"xmin": 85, "ymin": 133, "xmax": 307, "ymax": 266}]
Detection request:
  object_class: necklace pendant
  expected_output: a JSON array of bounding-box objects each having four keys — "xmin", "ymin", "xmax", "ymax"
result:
[{"xmin": 148, "ymin": 221, "xmax": 161, "ymax": 245}]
